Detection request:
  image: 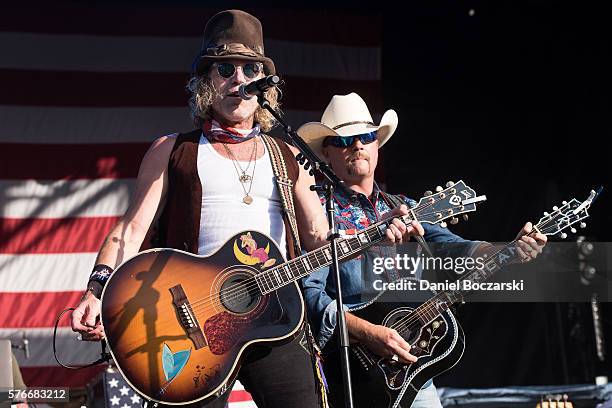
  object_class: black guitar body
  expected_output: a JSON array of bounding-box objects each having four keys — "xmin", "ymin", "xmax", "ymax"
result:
[{"xmin": 323, "ymin": 279, "xmax": 465, "ymax": 408}]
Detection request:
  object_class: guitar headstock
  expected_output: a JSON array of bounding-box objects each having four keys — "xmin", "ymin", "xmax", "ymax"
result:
[
  {"xmin": 412, "ymin": 180, "xmax": 487, "ymax": 227},
  {"xmin": 535, "ymin": 187, "xmax": 602, "ymax": 239}
]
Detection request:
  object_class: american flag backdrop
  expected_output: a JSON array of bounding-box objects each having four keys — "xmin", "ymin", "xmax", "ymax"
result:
[
  {"xmin": 0, "ymin": 4, "xmax": 383, "ymax": 404},
  {"xmin": 102, "ymin": 366, "xmax": 257, "ymax": 408}
]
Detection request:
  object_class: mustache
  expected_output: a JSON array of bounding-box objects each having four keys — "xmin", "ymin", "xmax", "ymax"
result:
[{"xmin": 347, "ymin": 151, "xmax": 370, "ymax": 163}]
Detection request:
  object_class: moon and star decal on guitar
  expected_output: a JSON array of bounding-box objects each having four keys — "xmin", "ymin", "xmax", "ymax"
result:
[{"xmin": 233, "ymin": 232, "xmax": 278, "ymax": 268}]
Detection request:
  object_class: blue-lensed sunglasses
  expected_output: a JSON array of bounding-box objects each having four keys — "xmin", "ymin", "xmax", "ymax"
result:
[{"xmin": 322, "ymin": 131, "xmax": 378, "ymax": 148}]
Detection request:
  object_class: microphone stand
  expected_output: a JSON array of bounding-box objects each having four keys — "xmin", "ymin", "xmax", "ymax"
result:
[{"xmin": 257, "ymin": 94, "xmax": 355, "ymax": 408}]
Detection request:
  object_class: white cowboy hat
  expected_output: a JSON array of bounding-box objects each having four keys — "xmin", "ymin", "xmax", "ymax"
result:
[{"xmin": 297, "ymin": 92, "xmax": 398, "ymax": 158}]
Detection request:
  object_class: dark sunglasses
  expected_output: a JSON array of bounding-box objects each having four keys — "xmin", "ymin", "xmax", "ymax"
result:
[
  {"xmin": 322, "ymin": 131, "xmax": 378, "ymax": 148},
  {"xmin": 215, "ymin": 62, "xmax": 263, "ymax": 79}
]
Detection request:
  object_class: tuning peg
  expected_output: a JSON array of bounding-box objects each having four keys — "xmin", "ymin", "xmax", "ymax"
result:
[
  {"xmin": 553, "ymin": 206, "xmax": 559, "ymax": 211},
  {"xmin": 580, "ymin": 222, "xmax": 587, "ymax": 228},
  {"xmin": 571, "ymin": 227, "xmax": 577, "ymax": 233},
  {"xmin": 424, "ymin": 190, "xmax": 433, "ymax": 196},
  {"xmin": 450, "ymin": 217, "xmax": 459, "ymax": 225},
  {"xmin": 440, "ymin": 221, "xmax": 447, "ymax": 228},
  {"xmin": 446, "ymin": 181, "xmax": 455, "ymax": 187},
  {"xmin": 560, "ymin": 232, "xmax": 567, "ymax": 239},
  {"xmin": 435, "ymin": 186, "xmax": 443, "ymax": 192},
  {"xmin": 463, "ymin": 214, "xmax": 469, "ymax": 221},
  {"xmin": 544, "ymin": 212, "xmax": 550, "ymax": 216},
  {"xmin": 562, "ymin": 201, "xmax": 568, "ymax": 205}
]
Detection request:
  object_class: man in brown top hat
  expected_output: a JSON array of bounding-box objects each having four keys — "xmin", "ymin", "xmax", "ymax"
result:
[{"xmin": 69, "ymin": 9, "xmax": 420, "ymax": 408}]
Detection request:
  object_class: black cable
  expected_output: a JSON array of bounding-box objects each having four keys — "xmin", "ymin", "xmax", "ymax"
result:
[{"xmin": 53, "ymin": 307, "xmax": 111, "ymax": 369}]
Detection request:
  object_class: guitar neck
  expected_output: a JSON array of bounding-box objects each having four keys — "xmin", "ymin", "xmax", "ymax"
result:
[
  {"xmin": 446, "ymin": 239, "xmax": 523, "ymax": 303},
  {"xmin": 256, "ymin": 179, "xmax": 484, "ymax": 295},
  {"xmin": 414, "ymin": 236, "xmax": 532, "ymax": 323},
  {"xmin": 256, "ymin": 214, "xmax": 412, "ymax": 295}
]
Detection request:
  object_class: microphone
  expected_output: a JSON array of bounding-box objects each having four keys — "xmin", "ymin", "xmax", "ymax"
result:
[{"xmin": 239, "ymin": 75, "xmax": 280, "ymax": 100}]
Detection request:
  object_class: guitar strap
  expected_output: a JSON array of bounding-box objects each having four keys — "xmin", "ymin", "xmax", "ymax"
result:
[
  {"xmin": 380, "ymin": 191, "xmax": 441, "ymax": 279},
  {"xmin": 380, "ymin": 190, "xmax": 405, "ymax": 209},
  {"xmin": 261, "ymin": 135, "xmax": 302, "ymax": 257},
  {"xmin": 261, "ymin": 135, "xmax": 329, "ymax": 408}
]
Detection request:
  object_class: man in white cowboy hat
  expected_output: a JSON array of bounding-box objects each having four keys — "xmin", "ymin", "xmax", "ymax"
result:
[{"xmin": 299, "ymin": 93, "xmax": 547, "ymax": 407}]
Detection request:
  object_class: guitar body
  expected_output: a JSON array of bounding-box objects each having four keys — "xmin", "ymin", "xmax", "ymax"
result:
[
  {"xmin": 323, "ymin": 279, "xmax": 465, "ymax": 408},
  {"xmin": 101, "ymin": 231, "xmax": 304, "ymax": 405}
]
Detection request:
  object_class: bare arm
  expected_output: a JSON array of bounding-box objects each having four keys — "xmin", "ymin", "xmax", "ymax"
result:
[
  {"xmin": 94, "ymin": 135, "xmax": 176, "ymax": 267},
  {"xmin": 289, "ymin": 145, "xmax": 330, "ymax": 251},
  {"xmin": 71, "ymin": 134, "xmax": 176, "ymax": 340}
]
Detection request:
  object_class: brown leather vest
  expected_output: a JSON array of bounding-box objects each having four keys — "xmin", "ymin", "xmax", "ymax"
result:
[{"xmin": 141, "ymin": 129, "xmax": 302, "ymax": 260}]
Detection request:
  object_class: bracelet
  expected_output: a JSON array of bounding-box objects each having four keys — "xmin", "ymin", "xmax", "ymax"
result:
[
  {"xmin": 89, "ymin": 263, "xmax": 114, "ymax": 284},
  {"xmin": 87, "ymin": 264, "xmax": 114, "ymax": 298}
]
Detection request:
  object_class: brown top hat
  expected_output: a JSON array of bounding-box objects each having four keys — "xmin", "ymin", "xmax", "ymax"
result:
[{"xmin": 194, "ymin": 10, "xmax": 275, "ymax": 75}]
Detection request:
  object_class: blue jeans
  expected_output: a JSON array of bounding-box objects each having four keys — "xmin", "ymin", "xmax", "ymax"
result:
[{"xmin": 411, "ymin": 382, "xmax": 442, "ymax": 408}]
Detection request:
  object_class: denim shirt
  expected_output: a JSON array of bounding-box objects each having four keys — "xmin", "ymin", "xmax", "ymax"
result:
[{"xmin": 302, "ymin": 184, "xmax": 482, "ymax": 347}]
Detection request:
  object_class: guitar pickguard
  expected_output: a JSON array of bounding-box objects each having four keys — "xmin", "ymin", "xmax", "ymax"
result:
[{"xmin": 203, "ymin": 294, "xmax": 270, "ymax": 355}]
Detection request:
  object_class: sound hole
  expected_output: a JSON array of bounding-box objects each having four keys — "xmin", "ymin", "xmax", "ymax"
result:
[{"xmin": 219, "ymin": 271, "xmax": 261, "ymax": 314}]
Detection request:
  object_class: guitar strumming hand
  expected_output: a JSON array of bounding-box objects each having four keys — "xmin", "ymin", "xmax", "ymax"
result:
[
  {"xmin": 347, "ymin": 315, "xmax": 417, "ymax": 364},
  {"xmin": 71, "ymin": 292, "xmax": 105, "ymax": 341}
]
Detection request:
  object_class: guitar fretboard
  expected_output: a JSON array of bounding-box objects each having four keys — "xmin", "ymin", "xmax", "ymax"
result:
[
  {"xmin": 410, "ymin": 238, "xmax": 528, "ymax": 327},
  {"xmin": 250, "ymin": 181, "xmax": 480, "ymax": 299},
  {"xmin": 255, "ymin": 215, "xmax": 409, "ymax": 294}
]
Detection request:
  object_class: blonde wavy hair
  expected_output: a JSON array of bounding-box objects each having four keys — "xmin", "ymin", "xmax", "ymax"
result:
[{"xmin": 187, "ymin": 71, "xmax": 282, "ymax": 133}]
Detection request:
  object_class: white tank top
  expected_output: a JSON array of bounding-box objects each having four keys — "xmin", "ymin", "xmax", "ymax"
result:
[{"xmin": 197, "ymin": 134, "xmax": 287, "ymax": 258}]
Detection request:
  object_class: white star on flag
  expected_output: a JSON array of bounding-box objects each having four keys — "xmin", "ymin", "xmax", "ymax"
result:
[
  {"xmin": 110, "ymin": 395, "xmax": 120, "ymax": 406},
  {"xmin": 120, "ymin": 404, "xmax": 130, "ymax": 408},
  {"xmin": 131, "ymin": 394, "xmax": 141, "ymax": 404},
  {"xmin": 119, "ymin": 386, "xmax": 130, "ymax": 396},
  {"xmin": 108, "ymin": 378, "xmax": 119, "ymax": 388}
]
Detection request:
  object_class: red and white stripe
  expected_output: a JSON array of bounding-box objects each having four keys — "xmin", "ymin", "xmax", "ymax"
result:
[{"xmin": 0, "ymin": 6, "xmax": 382, "ymax": 405}]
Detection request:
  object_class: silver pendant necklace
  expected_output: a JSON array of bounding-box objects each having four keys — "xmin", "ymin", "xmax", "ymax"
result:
[{"xmin": 222, "ymin": 139, "xmax": 258, "ymax": 205}]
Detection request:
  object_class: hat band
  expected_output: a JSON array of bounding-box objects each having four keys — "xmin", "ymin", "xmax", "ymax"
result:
[
  {"xmin": 332, "ymin": 120, "xmax": 375, "ymax": 130},
  {"xmin": 206, "ymin": 43, "xmax": 264, "ymax": 58}
]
